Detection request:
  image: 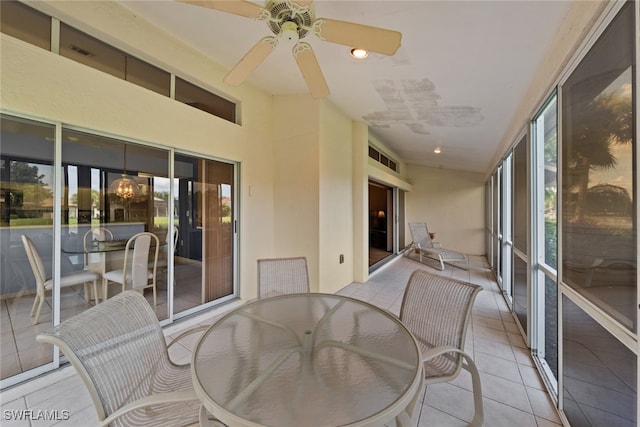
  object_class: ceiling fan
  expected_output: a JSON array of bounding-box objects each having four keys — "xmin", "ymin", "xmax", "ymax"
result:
[{"xmin": 177, "ymin": 0, "xmax": 402, "ymax": 98}]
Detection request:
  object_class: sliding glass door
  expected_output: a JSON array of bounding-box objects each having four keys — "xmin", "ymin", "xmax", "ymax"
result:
[
  {"xmin": 173, "ymin": 154, "xmax": 235, "ymax": 316},
  {"xmin": 0, "ymin": 113, "xmax": 238, "ymax": 387},
  {"xmin": 0, "ymin": 115, "xmax": 56, "ymax": 380}
]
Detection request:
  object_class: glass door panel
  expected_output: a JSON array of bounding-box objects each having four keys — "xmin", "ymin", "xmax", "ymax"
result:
[
  {"xmin": 0, "ymin": 114, "xmax": 55, "ymax": 382},
  {"xmin": 173, "ymin": 154, "xmax": 235, "ymax": 314},
  {"xmin": 61, "ymin": 130, "xmax": 170, "ymax": 320}
]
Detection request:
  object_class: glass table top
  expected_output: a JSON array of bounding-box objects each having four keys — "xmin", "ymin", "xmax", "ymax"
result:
[{"xmin": 192, "ymin": 293, "xmax": 421, "ymax": 427}]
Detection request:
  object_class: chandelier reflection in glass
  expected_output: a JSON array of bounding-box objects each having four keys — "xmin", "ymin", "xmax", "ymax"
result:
[{"xmin": 108, "ymin": 144, "xmax": 141, "ymax": 200}]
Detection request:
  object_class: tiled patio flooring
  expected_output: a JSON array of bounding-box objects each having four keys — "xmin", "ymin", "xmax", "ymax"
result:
[{"xmin": 0, "ymin": 255, "xmax": 562, "ymax": 426}]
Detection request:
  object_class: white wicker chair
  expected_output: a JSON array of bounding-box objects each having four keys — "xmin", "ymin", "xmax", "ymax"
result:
[
  {"xmin": 36, "ymin": 290, "xmax": 214, "ymax": 427},
  {"xmin": 21, "ymin": 235, "xmax": 100, "ymax": 325},
  {"xmin": 103, "ymin": 232, "xmax": 159, "ymax": 304},
  {"xmin": 400, "ymin": 269, "xmax": 484, "ymax": 426},
  {"xmin": 257, "ymin": 257, "xmax": 309, "ymax": 298},
  {"xmin": 407, "ymin": 222, "xmax": 468, "ymax": 270}
]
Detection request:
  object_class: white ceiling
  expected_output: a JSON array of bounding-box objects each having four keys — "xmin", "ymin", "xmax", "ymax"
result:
[{"xmin": 120, "ymin": 0, "xmax": 572, "ymax": 174}]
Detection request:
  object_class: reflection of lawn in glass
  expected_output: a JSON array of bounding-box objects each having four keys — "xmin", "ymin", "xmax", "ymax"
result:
[
  {"xmin": 8, "ymin": 218, "xmax": 53, "ymax": 226},
  {"xmin": 544, "ymin": 219, "xmax": 557, "ymax": 269}
]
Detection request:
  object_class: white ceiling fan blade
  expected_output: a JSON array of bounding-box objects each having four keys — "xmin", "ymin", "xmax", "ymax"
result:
[
  {"xmin": 293, "ymin": 42, "xmax": 329, "ymax": 99},
  {"xmin": 176, "ymin": 0, "xmax": 264, "ymax": 19},
  {"xmin": 224, "ymin": 36, "xmax": 277, "ymax": 85},
  {"xmin": 312, "ymin": 18, "xmax": 402, "ymax": 56}
]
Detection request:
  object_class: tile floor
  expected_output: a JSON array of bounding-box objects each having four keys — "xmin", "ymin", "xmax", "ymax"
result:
[{"xmin": 0, "ymin": 255, "xmax": 563, "ymax": 426}]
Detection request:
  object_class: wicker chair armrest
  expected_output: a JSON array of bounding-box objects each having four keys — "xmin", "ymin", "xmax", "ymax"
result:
[
  {"xmin": 395, "ymin": 410, "xmax": 412, "ymax": 427},
  {"xmin": 166, "ymin": 325, "xmax": 210, "ymax": 349},
  {"xmin": 101, "ymin": 390, "xmax": 199, "ymax": 427},
  {"xmin": 422, "ymin": 346, "xmax": 483, "ymax": 427},
  {"xmin": 421, "ymin": 345, "xmax": 463, "ymax": 361}
]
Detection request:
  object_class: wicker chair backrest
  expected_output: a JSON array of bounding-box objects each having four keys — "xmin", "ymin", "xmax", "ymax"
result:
[
  {"xmin": 39, "ymin": 291, "xmax": 170, "ymax": 422},
  {"xmin": 400, "ymin": 269, "xmax": 481, "ymax": 375},
  {"xmin": 257, "ymin": 257, "xmax": 310, "ymax": 298}
]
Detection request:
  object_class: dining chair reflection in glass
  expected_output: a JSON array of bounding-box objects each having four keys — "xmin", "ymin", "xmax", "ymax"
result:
[
  {"xmin": 153, "ymin": 225, "xmax": 178, "ymax": 285},
  {"xmin": 83, "ymin": 227, "xmax": 113, "ymax": 267},
  {"xmin": 103, "ymin": 232, "xmax": 159, "ymax": 305},
  {"xmin": 21, "ymin": 235, "xmax": 100, "ymax": 325}
]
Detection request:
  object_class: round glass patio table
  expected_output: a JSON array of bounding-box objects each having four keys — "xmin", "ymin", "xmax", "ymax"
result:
[{"xmin": 192, "ymin": 293, "xmax": 422, "ymax": 427}]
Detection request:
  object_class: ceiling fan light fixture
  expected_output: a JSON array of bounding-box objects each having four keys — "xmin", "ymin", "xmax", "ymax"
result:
[
  {"xmin": 182, "ymin": 0, "xmax": 402, "ymax": 98},
  {"xmin": 434, "ymin": 147, "xmax": 441, "ymax": 154},
  {"xmin": 281, "ymin": 21, "xmax": 300, "ymax": 43},
  {"xmin": 350, "ymin": 48, "xmax": 368, "ymax": 59}
]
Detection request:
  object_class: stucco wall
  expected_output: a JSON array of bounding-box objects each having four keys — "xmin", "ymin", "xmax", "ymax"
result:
[
  {"xmin": 319, "ymin": 101, "xmax": 354, "ymax": 293},
  {"xmin": 271, "ymin": 95, "xmax": 321, "ymax": 291},
  {"xmin": 405, "ymin": 165, "xmax": 485, "ymax": 255}
]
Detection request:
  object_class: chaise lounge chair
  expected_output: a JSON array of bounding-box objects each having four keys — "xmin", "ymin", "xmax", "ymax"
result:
[{"xmin": 406, "ymin": 222, "xmax": 468, "ymax": 271}]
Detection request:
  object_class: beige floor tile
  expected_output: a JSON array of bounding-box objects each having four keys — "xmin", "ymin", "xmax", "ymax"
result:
[
  {"xmin": 473, "ymin": 325, "xmax": 511, "ymax": 345},
  {"xmin": 519, "ymin": 364, "xmax": 546, "ymax": 390},
  {"xmin": 526, "ymin": 386, "xmax": 561, "ymax": 423},
  {"xmin": 474, "ymin": 352, "xmax": 522, "ymax": 383},
  {"xmin": 25, "ymin": 376, "xmax": 93, "ymax": 427},
  {"xmin": 423, "ymin": 382, "xmax": 475, "ymax": 423},
  {"xmin": 535, "ymin": 416, "xmax": 563, "ymax": 427},
  {"xmin": 1, "ymin": 353, "xmax": 21, "ymax": 379},
  {"xmin": 472, "ymin": 314, "xmax": 505, "ymax": 331},
  {"xmin": 513, "ymin": 346, "xmax": 536, "ymax": 367},
  {"xmin": 482, "ymin": 397, "xmax": 537, "ymax": 427},
  {"xmin": 507, "ymin": 331, "xmax": 528, "ymax": 348},
  {"xmin": 417, "ymin": 405, "xmax": 467, "ymax": 427},
  {"xmin": 0, "ymin": 397, "xmax": 31, "ymax": 427},
  {"xmin": 474, "ymin": 337, "xmax": 516, "ymax": 362},
  {"xmin": 1, "ymin": 331, "xmax": 18, "ymax": 357},
  {"xmin": 52, "ymin": 404, "xmax": 99, "ymax": 427},
  {"xmin": 479, "ymin": 372, "xmax": 533, "ymax": 413}
]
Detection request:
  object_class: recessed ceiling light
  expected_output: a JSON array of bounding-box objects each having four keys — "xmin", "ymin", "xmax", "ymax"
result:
[
  {"xmin": 434, "ymin": 147, "xmax": 441, "ymax": 154},
  {"xmin": 350, "ymin": 48, "xmax": 369, "ymax": 59}
]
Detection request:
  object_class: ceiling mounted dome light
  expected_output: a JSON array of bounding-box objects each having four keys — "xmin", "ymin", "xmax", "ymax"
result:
[{"xmin": 350, "ymin": 48, "xmax": 369, "ymax": 59}]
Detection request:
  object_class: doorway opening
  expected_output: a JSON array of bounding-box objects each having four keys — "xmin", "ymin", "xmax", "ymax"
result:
[{"xmin": 368, "ymin": 181, "xmax": 393, "ymax": 267}]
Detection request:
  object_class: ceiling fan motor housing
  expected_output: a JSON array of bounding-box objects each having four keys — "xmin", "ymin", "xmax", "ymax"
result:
[{"xmin": 266, "ymin": 0, "xmax": 315, "ymax": 39}]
